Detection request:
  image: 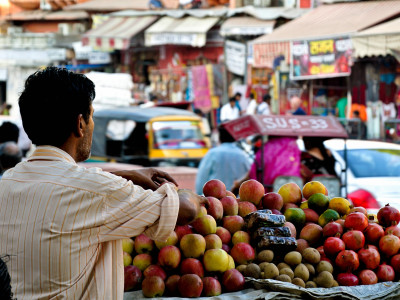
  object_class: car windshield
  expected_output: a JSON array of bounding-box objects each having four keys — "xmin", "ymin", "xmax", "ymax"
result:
[
  {"xmin": 337, "ymin": 149, "xmax": 400, "ymax": 178},
  {"xmin": 152, "ymin": 120, "xmax": 206, "ymax": 149}
]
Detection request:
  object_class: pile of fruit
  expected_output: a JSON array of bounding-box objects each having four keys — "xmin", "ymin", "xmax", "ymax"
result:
[{"xmin": 123, "ymin": 178, "xmax": 400, "ymax": 298}]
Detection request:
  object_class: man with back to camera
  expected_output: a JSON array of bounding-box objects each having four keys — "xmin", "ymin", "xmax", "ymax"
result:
[{"xmin": 0, "ymin": 67, "xmax": 206, "ymax": 299}]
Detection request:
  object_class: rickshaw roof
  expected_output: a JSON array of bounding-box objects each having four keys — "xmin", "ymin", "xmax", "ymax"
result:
[
  {"xmin": 93, "ymin": 106, "xmax": 197, "ymax": 122},
  {"xmin": 223, "ymin": 115, "xmax": 348, "ymax": 140}
]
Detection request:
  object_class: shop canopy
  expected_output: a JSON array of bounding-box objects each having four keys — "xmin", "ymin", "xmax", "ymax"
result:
[
  {"xmin": 65, "ymin": 0, "xmax": 149, "ymax": 12},
  {"xmin": 352, "ymin": 17, "xmax": 400, "ymax": 58},
  {"xmin": 82, "ymin": 16, "xmax": 157, "ymax": 51},
  {"xmin": 220, "ymin": 17, "xmax": 275, "ymax": 36},
  {"xmin": 145, "ymin": 16, "xmax": 220, "ymax": 47},
  {"xmin": 222, "ymin": 115, "xmax": 348, "ymax": 141},
  {"xmin": 251, "ymin": 1, "xmax": 400, "ymax": 68}
]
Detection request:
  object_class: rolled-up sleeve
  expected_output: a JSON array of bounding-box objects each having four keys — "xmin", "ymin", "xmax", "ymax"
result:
[{"xmin": 100, "ymin": 181, "xmax": 179, "ymax": 242}]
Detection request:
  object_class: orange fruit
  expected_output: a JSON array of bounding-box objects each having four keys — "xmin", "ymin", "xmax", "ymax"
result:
[
  {"xmin": 308, "ymin": 193, "xmax": 330, "ymax": 214},
  {"xmin": 302, "ymin": 181, "xmax": 328, "ymax": 199}
]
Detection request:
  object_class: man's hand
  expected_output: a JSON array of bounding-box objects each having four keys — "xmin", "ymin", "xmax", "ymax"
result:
[
  {"xmin": 177, "ymin": 189, "xmax": 209, "ymax": 225},
  {"xmin": 111, "ymin": 168, "xmax": 178, "ymax": 190}
]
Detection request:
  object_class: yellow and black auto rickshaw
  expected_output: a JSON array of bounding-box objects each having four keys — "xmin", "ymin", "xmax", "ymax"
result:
[{"xmin": 91, "ymin": 106, "xmax": 210, "ymax": 167}]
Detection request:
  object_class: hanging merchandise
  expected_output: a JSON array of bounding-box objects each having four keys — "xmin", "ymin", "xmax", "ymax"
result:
[{"xmin": 192, "ymin": 65, "xmax": 212, "ymax": 110}]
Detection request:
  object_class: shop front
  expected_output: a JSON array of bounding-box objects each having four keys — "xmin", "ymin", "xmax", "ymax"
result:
[{"xmin": 251, "ymin": 1, "xmax": 400, "ymax": 122}]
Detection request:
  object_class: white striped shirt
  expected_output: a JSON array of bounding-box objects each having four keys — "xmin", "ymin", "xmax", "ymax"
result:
[{"xmin": 0, "ymin": 146, "xmax": 179, "ymax": 300}]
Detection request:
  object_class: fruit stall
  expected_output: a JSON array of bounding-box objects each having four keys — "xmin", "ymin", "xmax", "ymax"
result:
[
  {"xmin": 121, "ymin": 115, "xmax": 400, "ymax": 299},
  {"xmin": 122, "ymin": 178, "xmax": 400, "ymax": 299}
]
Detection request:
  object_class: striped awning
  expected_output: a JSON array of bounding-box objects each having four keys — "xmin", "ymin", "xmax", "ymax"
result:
[
  {"xmin": 352, "ymin": 17, "xmax": 400, "ymax": 57},
  {"xmin": 82, "ymin": 16, "xmax": 157, "ymax": 51},
  {"xmin": 220, "ymin": 17, "xmax": 275, "ymax": 36},
  {"xmin": 145, "ymin": 16, "xmax": 220, "ymax": 47},
  {"xmin": 251, "ymin": 1, "xmax": 400, "ymax": 68}
]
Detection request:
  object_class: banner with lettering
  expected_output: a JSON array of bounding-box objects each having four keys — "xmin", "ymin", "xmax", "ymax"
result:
[{"xmin": 290, "ymin": 37, "xmax": 353, "ymax": 80}]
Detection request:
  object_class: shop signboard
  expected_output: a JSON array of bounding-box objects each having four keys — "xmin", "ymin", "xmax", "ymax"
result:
[
  {"xmin": 225, "ymin": 40, "xmax": 246, "ymax": 76},
  {"xmin": 290, "ymin": 37, "xmax": 353, "ymax": 80}
]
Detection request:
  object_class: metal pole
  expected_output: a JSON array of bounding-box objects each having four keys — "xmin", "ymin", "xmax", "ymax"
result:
[{"xmin": 344, "ymin": 139, "xmax": 348, "ymax": 198}]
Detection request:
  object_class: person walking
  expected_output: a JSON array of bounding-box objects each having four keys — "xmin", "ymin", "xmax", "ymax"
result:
[
  {"xmin": 256, "ymin": 94, "xmax": 271, "ymax": 115},
  {"xmin": 220, "ymin": 97, "xmax": 240, "ymax": 122},
  {"xmin": 0, "ymin": 67, "xmax": 206, "ymax": 300},
  {"xmin": 196, "ymin": 126, "xmax": 251, "ymax": 195}
]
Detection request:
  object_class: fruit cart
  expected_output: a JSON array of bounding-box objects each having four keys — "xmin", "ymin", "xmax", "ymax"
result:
[{"xmin": 222, "ymin": 114, "xmax": 349, "ymax": 196}]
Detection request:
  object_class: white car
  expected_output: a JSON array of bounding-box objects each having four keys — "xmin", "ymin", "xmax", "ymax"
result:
[{"xmin": 324, "ymin": 139, "xmax": 400, "ymax": 213}]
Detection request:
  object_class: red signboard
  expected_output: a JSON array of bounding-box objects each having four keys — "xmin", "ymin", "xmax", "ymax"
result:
[{"xmin": 222, "ymin": 115, "xmax": 348, "ymax": 140}]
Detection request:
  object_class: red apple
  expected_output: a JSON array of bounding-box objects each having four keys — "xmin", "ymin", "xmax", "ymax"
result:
[
  {"xmin": 122, "ymin": 238, "xmax": 135, "ymax": 254},
  {"xmin": 202, "ymin": 277, "xmax": 222, "ymax": 297},
  {"xmin": 303, "ymin": 208, "xmax": 319, "ymax": 224},
  {"xmin": 221, "ymin": 269, "xmax": 245, "ymax": 292},
  {"xmin": 134, "ymin": 234, "xmax": 154, "ymax": 254},
  {"xmin": 143, "ymin": 265, "xmax": 167, "ymax": 281},
  {"xmin": 230, "ymin": 242, "xmax": 255, "ymax": 264},
  {"xmin": 124, "ymin": 265, "xmax": 142, "ymax": 291},
  {"xmin": 284, "ymin": 222, "xmax": 297, "ymax": 238},
  {"xmin": 203, "ymin": 179, "xmax": 226, "ymax": 199},
  {"xmin": 205, "ymin": 234, "xmax": 223, "ymax": 250},
  {"xmin": 165, "ymin": 275, "xmax": 180, "ymax": 296},
  {"xmin": 180, "ymin": 258, "xmax": 204, "ymax": 278},
  {"xmin": 238, "ymin": 201, "xmax": 257, "ymax": 217},
  {"xmin": 232, "ymin": 231, "xmax": 250, "ymax": 245},
  {"xmin": 175, "ymin": 225, "xmax": 194, "ymax": 242},
  {"xmin": 178, "ymin": 274, "xmax": 203, "ymax": 297},
  {"xmin": 158, "ymin": 245, "xmax": 181, "ymax": 269},
  {"xmin": 206, "ymin": 196, "xmax": 224, "ymax": 220},
  {"xmin": 132, "ymin": 253, "xmax": 152, "ymax": 271},
  {"xmin": 239, "ymin": 179, "xmax": 265, "ymax": 206},
  {"xmin": 155, "ymin": 231, "xmax": 178, "ymax": 249},
  {"xmin": 262, "ymin": 192, "xmax": 283, "ymax": 211},
  {"xmin": 142, "ymin": 276, "xmax": 165, "ymax": 297},
  {"xmin": 220, "ymin": 196, "xmax": 239, "ymax": 216},
  {"xmin": 223, "ymin": 215, "xmax": 245, "ymax": 234},
  {"xmin": 191, "ymin": 215, "xmax": 217, "ymax": 235},
  {"xmin": 216, "ymin": 226, "xmax": 231, "ymax": 244}
]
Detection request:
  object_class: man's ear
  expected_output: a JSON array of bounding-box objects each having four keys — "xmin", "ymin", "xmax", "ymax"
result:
[{"xmin": 74, "ymin": 114, "xmax": 85, "ymax": 138}]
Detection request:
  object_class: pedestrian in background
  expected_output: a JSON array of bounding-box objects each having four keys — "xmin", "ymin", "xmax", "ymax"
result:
[
  {"xmin": 196, "ymin": 125, "xmax": 251, "ymax": 195},
  {"xmin": 0, "ymin": 121, "xmax": 19, "ymax": 144},
  {"xmin": 220, "ymin": 97, "xmax": 240, "ymax": 122},
  {"xmin": 0, "ymin": 142, "xmax": 22, "ymax": 178},
  {"xmin": 257, "ymin": 94, "xmax": 271, "ymax": 115},
  {"xmin": 289, "ymin": 96, "xmax": 307, "ymax": 115},
  {"xmin": 246, "ymin": 92, "xmax": 258, "ymax": 115}
]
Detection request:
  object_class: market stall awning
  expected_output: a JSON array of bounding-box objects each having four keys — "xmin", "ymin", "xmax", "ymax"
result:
[
  {"xmin": 222, "ymin": 115, "xmax": 348, "ymax": 140},
  {"xmin": 145, "ymin": 16, "xmax": 220, "ymax": 47},
  {"xmin": 251, "ymin": 1, "xmax": 400, "ymax": 68},
  {"xmin": 64, "ymin": 0, "xmax": 149, "ymax": 11},
  {"xmin": 220, "ymin": 17, "xmax": 275, "ymax": 36},
  {"xmin": 352, "ymin": 17, "xmax": 400, "ymax": 58},
  {"xmin": 82, "ymin": 16, "xmax": 157, "ymax": 51},
  {"xmin": 5, "ymin": 9, "xmax": 89, "ymax": 21}
]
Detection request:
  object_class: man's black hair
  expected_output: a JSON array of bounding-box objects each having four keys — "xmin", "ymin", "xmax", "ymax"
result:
[
  {"xmin": 218, "ymin": 126, "xmax": 235, "ymax": 143},
  {"xmin": 0, "ymin": 122, "xmax": 19, "ymax": 144},
  {"xmin": 229, "ymin": 97, "xmax": 236, "ymax": 102},
  {"xmin": 263, "ymin": 94, "xmax": 271, "ymax": 102},
  {"xmin": 234, "ymin": 92, "xmax": 242, "ymax": 98},
  {"xmin": 19, "ymin": 67, "xmax": 95, "ymax": 147}
]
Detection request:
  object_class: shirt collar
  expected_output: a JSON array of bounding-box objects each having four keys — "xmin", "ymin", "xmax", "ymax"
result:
[{"xmin": 27, "ymin": 146, "xmax": 77, "ymax": 165}]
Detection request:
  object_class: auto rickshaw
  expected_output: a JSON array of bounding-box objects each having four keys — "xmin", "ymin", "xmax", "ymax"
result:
[{"xmin": 91, "ymin": 106, "xmax": 210, "ymax": 167}]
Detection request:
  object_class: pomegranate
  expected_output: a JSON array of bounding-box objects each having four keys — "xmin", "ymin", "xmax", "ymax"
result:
[
  {"xmin": 377, "ymin": 204, "xmax": 400, "ymax": 227},
  {"xmin": 335, "ymin": 250, "xmax": 359, "ymax": 272},
  {"xmin": 358, "ymin": 245, "xmax": 380, "ymax": 270},
  {"xmin": 379, "ymin": 233, "xmax": 400, "ymax": 257},
  {"xmin": 376, "ymin": 263, "xmax": 395, "ymax": 282},
  {"xmin": 358, "ymin": 269, "xmax": 378, "ymax": 285},
  {"xmin": 384, "ymin": 225, "xmax": 400, "ymax": 238},
  {"xmin": 337, "ymin": 273, "xmax": 359, "ymax": 286},
  {"xmin": 320, "ymin": 257, "xmax": 332, "ymax": 264},
  {"xmin": 364, "ymin": 223, "xmax": 384, "ymax": 245},
  {"xmin": 323, "ymin": 222, "xmax": 343, "ymax": 238},
  {"xmin": 390, "ymin": 254, "xmax": 400, "ymax": 273},
  {"xmin": 316, "ymin": 245, "xmax": 325, "ymax": 257},
  {"xmin": 342, "ymin": 230, "xmax": 365, "ymax": 251},
  {"xmin": 324, "ymin": 237, "xmax": 345, "ymax": 257},
  {"xmin": 349, "ymin": 206, "xmax": 368, "ymax": 216},
  {"xmin": 344, "ymin": 212, "xmax": 368, "ymax": 232},
  {"xmin": 335, "ymin": 219, "xmax": 345, "ymax": 227}
]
